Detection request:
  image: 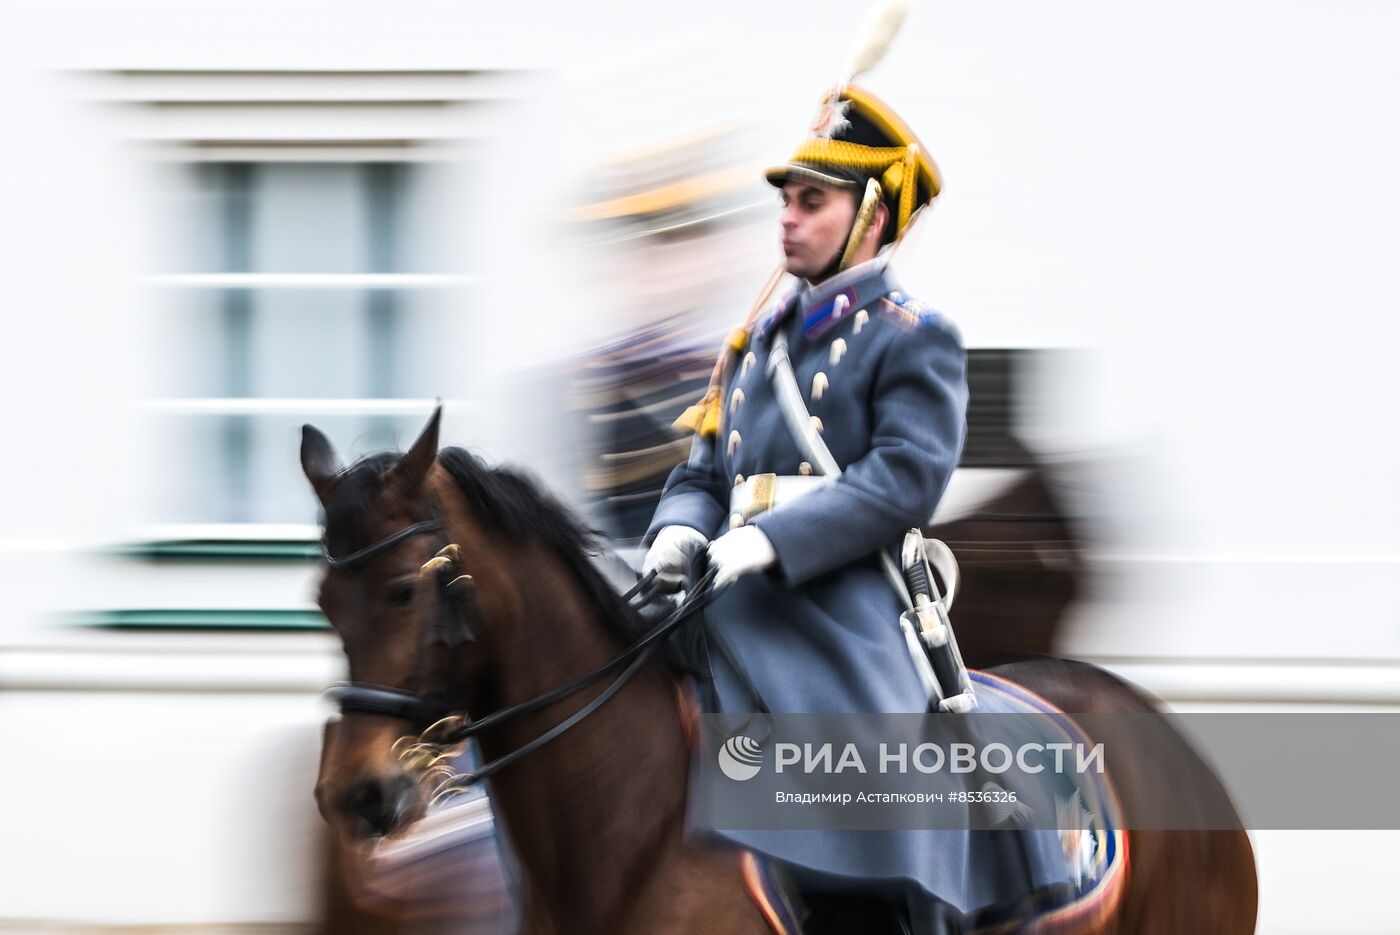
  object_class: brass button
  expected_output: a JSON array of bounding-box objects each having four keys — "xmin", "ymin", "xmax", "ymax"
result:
[
  {"xmin": 734, "ymin": 473, "xmax": 745, "ymax": 486},
  {"xmin": 810, "ymin": 416, "xmax": 824, "ymax": 434},
  {"xmin": 811, "ymin": 372, "xmax": 828, "ymax": 400},
  {"xmin": 729, "ymin": 388, "xmax": 745, "ymax": 415},
  {"xmin": 798, "ymin": 461, "xmax": 812, "ymax": 476},
  {"xmin": 727, "ymin": 430, "xmax": 742, "ymax": 458},
  {"xmin": 829, "ymin": 338, "xmax": 847, "ymax": 366},
  {"xmin": 854, "ymin": 309, "xmax": 869, "ymax": 334}
]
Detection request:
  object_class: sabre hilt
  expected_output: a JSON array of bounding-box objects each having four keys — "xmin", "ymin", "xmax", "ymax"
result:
[{"xmin": 899, "ymin": 530, "xmax": 975, "ymax": 712}]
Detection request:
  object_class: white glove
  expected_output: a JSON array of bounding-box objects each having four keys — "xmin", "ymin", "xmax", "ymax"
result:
[
  {"xmin": 643, "ymin": 525, "xmax": 709, "ymax": 587},
  {"xmin": 706, "ymin": 526, "xmax": 777, "ymax": 589}
]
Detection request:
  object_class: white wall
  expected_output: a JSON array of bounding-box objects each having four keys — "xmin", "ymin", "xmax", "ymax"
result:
[{"xmin": 1, "ymin": 1, "xmax": 1397, "ymax": 931}]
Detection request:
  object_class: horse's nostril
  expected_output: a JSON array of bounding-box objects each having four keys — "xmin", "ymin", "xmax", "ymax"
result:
[
  {"xmin": 346, "ymin": 776, "xmax": 416, "ymax": 838},
  {"xmin": 347, "ymin": 781, "xmax": 385, "ymax": 836}
]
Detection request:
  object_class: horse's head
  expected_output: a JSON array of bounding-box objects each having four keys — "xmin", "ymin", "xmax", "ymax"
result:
[
  {"xmin": 302, "ymin": 407, "xmax": 487, "ymax": 841},
  {"xmin": 303, "ymin": 405, "xmax": 657, "ymax": 848}
]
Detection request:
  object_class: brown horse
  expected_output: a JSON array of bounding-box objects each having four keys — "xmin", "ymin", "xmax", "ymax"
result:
[{"xmin": 304, "ymin": 410, "xmax": 1257, "ymax": 935}]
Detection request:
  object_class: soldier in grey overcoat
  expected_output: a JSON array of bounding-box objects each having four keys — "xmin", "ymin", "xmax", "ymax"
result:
[{"xmin": 642, "ymin": 86, "xmax": 1076, "ymax": 932}]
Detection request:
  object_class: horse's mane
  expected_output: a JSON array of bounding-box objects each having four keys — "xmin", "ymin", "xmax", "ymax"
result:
[
  {"xmin": 323, "ymin": 446, "xmax": 654, "ymax": 657},
  {"xmin": 435, "ymin": 448, "xmax": 645, "ymax": 649}
]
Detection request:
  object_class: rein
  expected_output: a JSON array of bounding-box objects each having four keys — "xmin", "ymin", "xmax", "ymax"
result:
[
  {"xmin": 321, "ymin": 517, "xmax": 722, "ymax": 802},
  {"xmin": 423, "ymin": 567, "xmax": 717, "ymax": 801}
]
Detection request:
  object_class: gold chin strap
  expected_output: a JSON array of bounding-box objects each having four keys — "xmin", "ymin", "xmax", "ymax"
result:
[{"xmin": 838, "ymin": 178, "xmax": 883, "ymax": 272}]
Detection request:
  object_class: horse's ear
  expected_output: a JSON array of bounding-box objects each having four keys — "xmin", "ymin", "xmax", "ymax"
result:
[
  {"xmin": 389, "ymin": 405, "xmax": 441, "ymax": 496},
  {"xmin": 301, "ymin": 424, "xmax": 345, "ymax": 503}
]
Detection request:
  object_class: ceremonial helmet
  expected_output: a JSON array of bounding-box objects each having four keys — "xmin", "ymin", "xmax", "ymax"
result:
[
  {"xmin": 761, "ymin": 0, "xmax": 938, "ymax": 271},
  {"xmin": 767, "ymin": 85, "xmax": 940, "ymax": 243},
  {"xmin": 765, "ymin": 84, "xmax": 941, "ymax": 268}
]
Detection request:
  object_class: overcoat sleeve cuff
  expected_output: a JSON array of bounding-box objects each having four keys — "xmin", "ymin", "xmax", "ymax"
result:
[{"xmin": 644, "ymin": 493, "xmax": 725, "ymax": 546}]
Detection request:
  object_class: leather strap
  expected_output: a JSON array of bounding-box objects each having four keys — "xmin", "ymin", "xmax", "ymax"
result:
[
  {"xmin": 764, "ymin": 329, "xmax": 913, "ymax": 610},
  {"xmin": 323, "ymin": 519, "xmax": 443, "ymax": 571}
]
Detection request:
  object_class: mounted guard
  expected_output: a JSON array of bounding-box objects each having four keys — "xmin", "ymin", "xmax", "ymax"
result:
[
  {"xmin": 641, "ymin": 1, "xmax": 1083, "ymax": 930},
  {"xmin": 299, "ymin": 5, "xmax": 1256, "ymax": 923}
]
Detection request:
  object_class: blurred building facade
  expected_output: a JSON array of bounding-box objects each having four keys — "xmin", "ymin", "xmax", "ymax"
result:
[{"xmin": 1, "ymin": 2, "xmax": 1399, "ymax": 933}]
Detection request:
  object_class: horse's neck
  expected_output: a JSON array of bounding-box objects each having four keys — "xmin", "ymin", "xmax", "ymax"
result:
[{"xmin": 476, "ymin": 539, "xmax": 691, "ymax": 923}]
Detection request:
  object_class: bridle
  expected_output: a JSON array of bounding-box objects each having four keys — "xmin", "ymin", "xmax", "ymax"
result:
[
  {"xmin": 321, "ymin": 517, "xmax": 719, "ymax": 802},
  {"xmin": 320, "ymin": 516, "xmax": 467, "ymax": 725}
]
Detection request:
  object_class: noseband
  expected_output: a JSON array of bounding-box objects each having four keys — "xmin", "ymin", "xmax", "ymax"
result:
[{"xmin": 321, "ymin": 518, "xmax": 719, "ymax": 800}]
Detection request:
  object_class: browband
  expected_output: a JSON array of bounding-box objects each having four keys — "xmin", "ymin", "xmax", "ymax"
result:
[{"xmin": 322, "ymin": 519, "xmax": 443, "ymax": 571}]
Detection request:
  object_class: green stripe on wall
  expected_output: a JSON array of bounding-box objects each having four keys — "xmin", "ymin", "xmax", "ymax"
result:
[
  {"xmin": 71, "ymin": 609, "xmax": 329, "ymax": 630},
  {"xmin": 114, "ymin": 540, "xmax": 321, "ymax": 561}
]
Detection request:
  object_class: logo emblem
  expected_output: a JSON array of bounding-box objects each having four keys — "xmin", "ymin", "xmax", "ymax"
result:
[{"xmin": 718, "ymin": 735, "xmax": 764, "ymax": 782}]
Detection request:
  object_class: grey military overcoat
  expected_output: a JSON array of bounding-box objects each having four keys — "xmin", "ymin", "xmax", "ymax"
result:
[{"xmin": 645, "ymin": 258, "xmax": 1075, "ymax": 914}]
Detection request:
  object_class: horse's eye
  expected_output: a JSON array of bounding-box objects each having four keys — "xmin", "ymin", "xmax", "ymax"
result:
[{"xmin": 387, "ymin": 584, "xmax": 417, "ymax": 607}]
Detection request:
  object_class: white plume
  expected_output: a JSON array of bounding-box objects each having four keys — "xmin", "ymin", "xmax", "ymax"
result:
[{"xmin": 843, "ymin": 0, "xmax": 912, "ymax": 81}]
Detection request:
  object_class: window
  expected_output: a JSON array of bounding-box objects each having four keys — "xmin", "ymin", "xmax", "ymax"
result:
[
  {"xmin": 143, "ymin": 159, "xmax": 462, "ymax": 527},
  {"xmin": 73, "ymin": 67, "xmax": 509, "ymax": 629}
]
